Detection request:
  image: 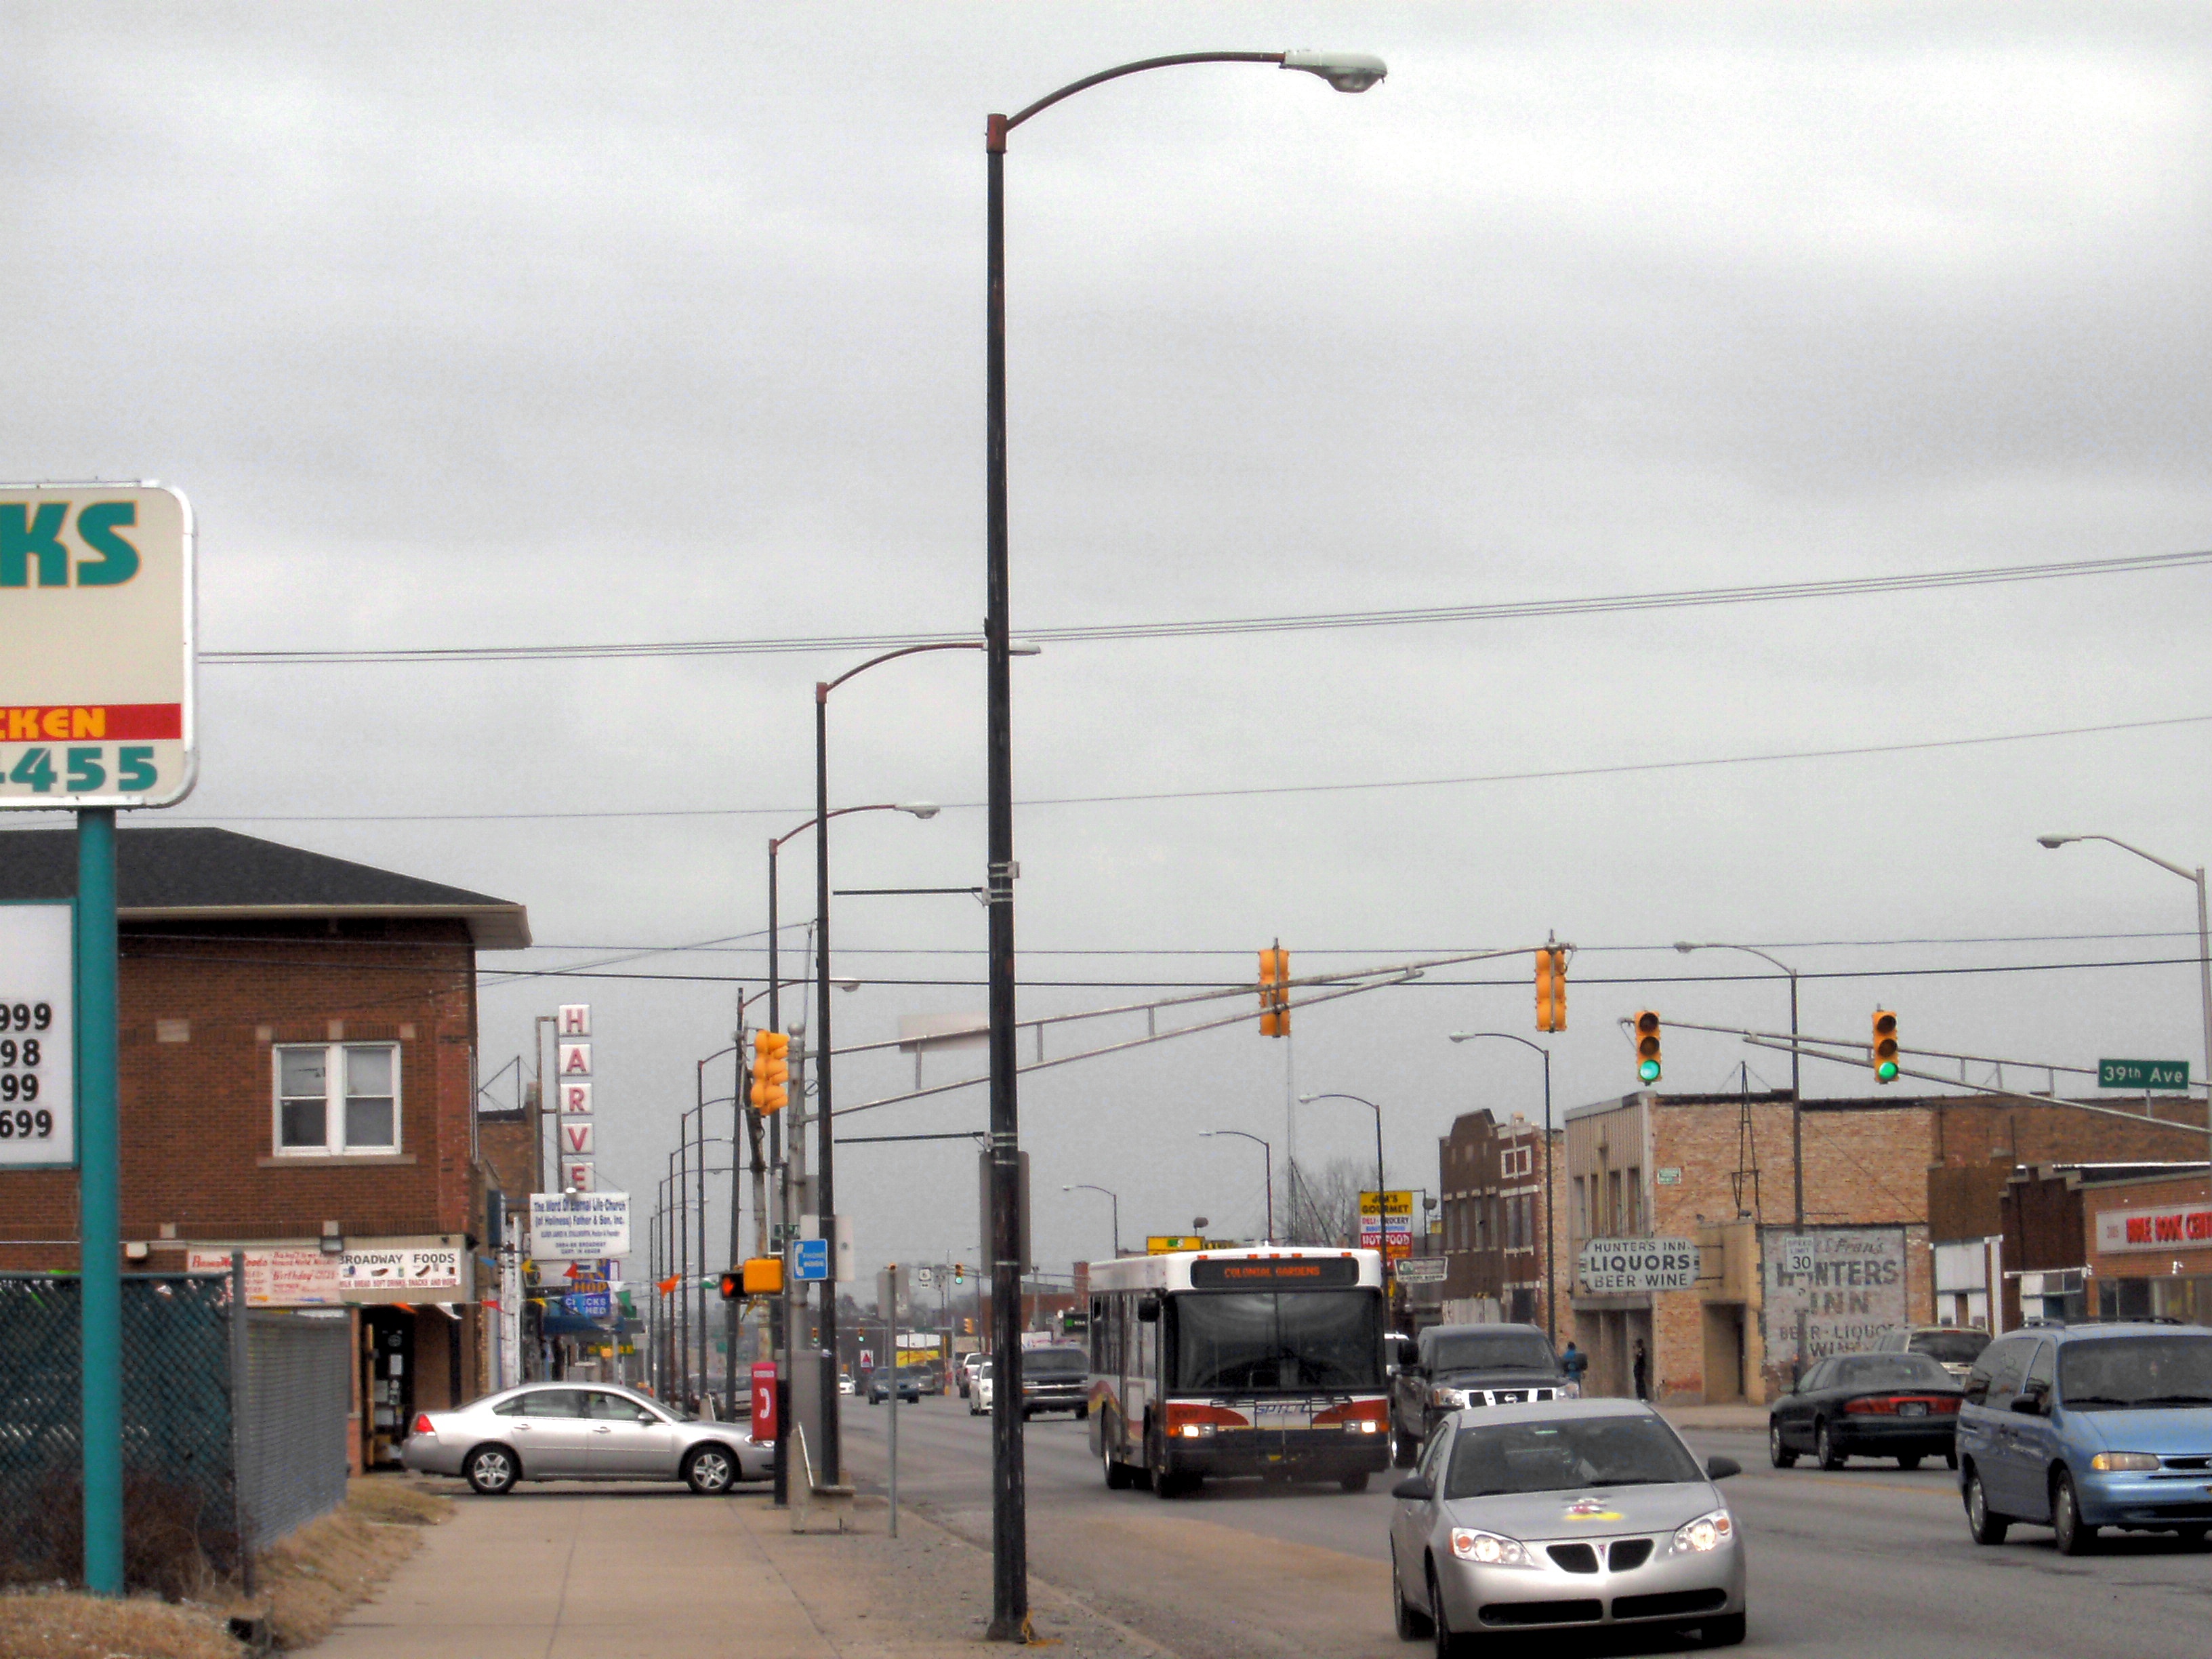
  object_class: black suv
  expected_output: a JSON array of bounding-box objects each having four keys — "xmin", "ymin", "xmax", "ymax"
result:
[
  {"xmin": 1019, "ymin": 1345, "xmax": 1092, "ymax": 1418},
  {"xmin": 1388, "ymin": 1323, "xmax": 1568, "ymax": 1466}
]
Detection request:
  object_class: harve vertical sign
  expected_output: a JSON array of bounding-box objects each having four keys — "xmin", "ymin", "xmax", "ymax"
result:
[{"xmin": 0, "ymin": 485, "xmax": 196, "ymax": 807}]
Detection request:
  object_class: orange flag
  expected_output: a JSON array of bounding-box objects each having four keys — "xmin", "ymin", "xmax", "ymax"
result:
[{"xmin": 657, "ymin": 1274, "xmax": 680, "ymax": 1296}]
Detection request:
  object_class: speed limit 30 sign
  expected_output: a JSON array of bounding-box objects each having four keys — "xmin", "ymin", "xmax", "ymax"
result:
[
  {"xmin": 0, "ymin": 905, "xmax": 75, "ymax": 1168},
  {"xmin": 1, "ymin": 484, "xmax": 195, "ymax": 808}
]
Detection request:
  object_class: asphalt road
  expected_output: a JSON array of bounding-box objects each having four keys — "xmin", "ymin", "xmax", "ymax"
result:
[{"xmin": 840, "ymin": 1393, "xmax": 2209, "ymax": 1658}]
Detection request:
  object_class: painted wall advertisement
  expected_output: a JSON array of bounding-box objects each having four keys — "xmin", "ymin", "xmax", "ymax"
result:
[{"xmin": 1759, "ymin": 1226, "xmax": 1907, "ymax": 1389}]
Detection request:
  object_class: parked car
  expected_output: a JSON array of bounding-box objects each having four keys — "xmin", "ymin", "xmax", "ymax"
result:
[
  {"xmin": 969, "ymin": 1357, "xmax": 994, "ymax": 1416},
  {"xmin": 401, "ymin": 1382, "xmax": 769, "ymax": 1495},
  {"xmin": 867, "ymin": 1366, "xmax": 926, "ymax": 1404},
  {"xmin": 1020, "ymin": 1345, "xmax": 1091, "ymax": 1418},
  {"xmin": 1957, "ymin": 1320, "xmax": 2212, "ymax": 1554},
  {"xmin": 1389, "ymin": 1399, "xmax": 1746, "ymax": 1650},
  {"xmin": 958, "ymin": 1353, "xmax": 986, "ymax": 1398},
  {"xmin": 1389, "ymin": 1323, "xmax": 1569, "ymax": 1468},
  {"xmin": 1768, "ymin": 1351, "xmax": 1962, "ymax": 1471},
  {"xmin": 1871, "ymin": 1324, "xmax": 1992, "ymax": 1382}
]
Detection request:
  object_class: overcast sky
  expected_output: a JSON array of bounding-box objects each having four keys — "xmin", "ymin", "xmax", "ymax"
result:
[{"xmin": 6, "ymin": 3, "xmax": 2211, "ymax": 1280}]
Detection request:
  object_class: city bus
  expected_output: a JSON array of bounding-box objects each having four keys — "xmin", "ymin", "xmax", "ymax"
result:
[{"xmin": 1086, "ymin": 1247, "xmax": 1390, "ymax": 1496}]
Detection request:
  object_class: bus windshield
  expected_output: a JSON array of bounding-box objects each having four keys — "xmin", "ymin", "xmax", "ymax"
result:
[{"xmin": 1172, "ymin": 1290, "xmax": 1382, "ymax": 1393}]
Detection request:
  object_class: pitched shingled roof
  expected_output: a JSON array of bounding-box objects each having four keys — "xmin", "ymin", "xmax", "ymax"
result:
[{"xmin": 0, "ymin": 826, "xmax": 530, "ymax": 949}]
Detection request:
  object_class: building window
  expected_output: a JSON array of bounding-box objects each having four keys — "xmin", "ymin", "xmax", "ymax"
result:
[
  {"xmin": 275, "ymin": 1044, "xmax": 401, "ymax": 1155},
  {"xmin": 1502, "ymin": 1145, "xmax": 1532, "ymax": 1179},
  {"xmin": 1573, "ymin": 1176, "xmax": 1587, "ymax": 1237}
]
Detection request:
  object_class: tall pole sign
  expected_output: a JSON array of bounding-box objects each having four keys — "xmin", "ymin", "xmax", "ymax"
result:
[{"xmin": 1, "ymin": 483, "xmax": 195, "ymax": 1597}]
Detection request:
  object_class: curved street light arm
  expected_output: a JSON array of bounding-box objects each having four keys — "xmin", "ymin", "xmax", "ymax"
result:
[
  {"xmin": 1004, "ymin": 52, "xmax": 1284, "ymax": 134},
  {"xmin": 821, "ymin": 638, "xmax": 987, "ymax": 698},
  {"xmin": 2040, "ymin": 832, "xmax": 2198, "ymax": 884}
]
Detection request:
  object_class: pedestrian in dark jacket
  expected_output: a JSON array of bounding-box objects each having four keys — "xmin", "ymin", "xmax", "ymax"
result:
[
  {"xmin": 1560, "ymin": 1341, "xmax": 1589, "ymax": 1390},
  {"xmin": 1632, "ymin": 1340, "xmax": 1650, "ymax": 1401}
]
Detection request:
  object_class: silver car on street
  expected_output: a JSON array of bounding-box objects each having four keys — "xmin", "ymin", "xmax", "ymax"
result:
[
  {"xmin": 1389, "ymin": 1399, "xmax": 1747, "ymax": 1651},
  {"xmin": 401, "ymin": 1382, "xmax": 771, "ymax": 1495}
]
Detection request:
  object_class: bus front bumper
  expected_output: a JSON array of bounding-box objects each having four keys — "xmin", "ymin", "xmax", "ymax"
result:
[{"xmin": 1164, "ymin": 1425, "xmax": 1390, "ymax": 1479}]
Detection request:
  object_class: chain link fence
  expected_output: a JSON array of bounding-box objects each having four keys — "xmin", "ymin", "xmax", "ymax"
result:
[{"xmin": 0, "ymin": 1269, "xmax": 351, "ymax": 1591}]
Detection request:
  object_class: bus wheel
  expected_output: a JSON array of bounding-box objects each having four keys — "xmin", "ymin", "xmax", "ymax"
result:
[
  {"xmin": 1340, "ymin": 1471, "xmax": 1370, "ymax": 1494},
  {"xmin": 1103, "ymin": 1442, "xmax": 1134, "ymax": 1490}
]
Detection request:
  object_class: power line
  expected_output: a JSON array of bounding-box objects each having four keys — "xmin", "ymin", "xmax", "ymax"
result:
[
  {"xmin": 106, "ymin": 708, "xmax": 2212, "ymax": 823},
  {"xmin": 201, "ymin": 546, "xmax": 2211, "ymax": 665}
]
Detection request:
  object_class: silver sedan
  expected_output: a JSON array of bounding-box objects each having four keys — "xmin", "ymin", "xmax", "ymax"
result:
[
  {"xmin": 401, "ymin": 1382, "xmax": 771, "ymax": 1495},
  {"xmin": 1388, "ymin": 1399, "xmax": 1747, "ymax": 1652}
]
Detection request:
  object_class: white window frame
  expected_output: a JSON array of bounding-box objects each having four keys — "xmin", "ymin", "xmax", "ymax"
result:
[{"xmin": 272, "ymin": 1042, "xmax": 403, "ymax": 1156}]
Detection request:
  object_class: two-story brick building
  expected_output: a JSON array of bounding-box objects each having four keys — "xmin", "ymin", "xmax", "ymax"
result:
[
  {"xmin": 0, "ymin": 826, "xmax": 529, "ymax": 1469},
  {"xmin": 1435, "ymin": 1109, "xmax": 1570, "ymax": 1340}
]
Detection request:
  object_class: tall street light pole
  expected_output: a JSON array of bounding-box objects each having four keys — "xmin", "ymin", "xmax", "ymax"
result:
[
  {"xmin": 1676, "ymin": 942, "xmax": 1803, "ymax": 1227},
  {"xmin": 2038, "ymin": 834, "xmax": 2212, "ymax": 1182},
  {"xmin": 1448, "ymin": 1033, "xmax": 1555, "ymax": 1346},
  {"xmin": 1061, "ymin": 1184, "xmax": 1122, "ymax": 1257},
  {"xmin": 983, "ymin": 50, "xmax": 1383, "ymax": 1633},
  {"xmin": 814, "ymin": 642, "xmax": 994, "ymax": 1486},
  {"xmin": 1298, "ymin": 1092, "xmax": 1387, "ymax": 1201},
  {"xmin": 1201, "ymin": 1130, "xmax": 1275, "ymax": 1241}
]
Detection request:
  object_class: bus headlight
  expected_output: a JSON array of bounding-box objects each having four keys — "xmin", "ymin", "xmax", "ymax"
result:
[{"xmin": 1177, "ymin": 1423, "xmax": 1216, "ymax": 1438}]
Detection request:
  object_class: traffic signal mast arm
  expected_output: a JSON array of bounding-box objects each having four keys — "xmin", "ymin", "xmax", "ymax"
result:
[{"xmin": 830, "ymin": 943, "xmax": 1570, "ymax": 1122}]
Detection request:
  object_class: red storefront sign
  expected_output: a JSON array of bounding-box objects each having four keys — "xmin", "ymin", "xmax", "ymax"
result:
[{"xmin": 2097, "ymin": 1204, "xmax": 2212, "ymax": 1254}]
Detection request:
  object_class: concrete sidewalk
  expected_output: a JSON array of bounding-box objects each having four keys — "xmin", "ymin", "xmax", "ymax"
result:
[{"xmin": 312, "ymin": 1483, "xmax": 1159, "ymax": 1658}]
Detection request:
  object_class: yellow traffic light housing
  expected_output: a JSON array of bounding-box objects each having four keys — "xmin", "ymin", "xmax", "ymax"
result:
[
  {"xmin": 1258, "ymin": 943, "xmax": 1290, "ymax": 1038},
  {"xmin": 741, "ymin": 1256, "xmax": 784, "ymax": 1295},
  {"xmin": 1872, "ymin": 1010, "xmax": 1900, "ymax": 1084},
  {"xmin": 1535, "ymin": 947, "xmax": 1567, "ymax": 1033},
  {"xmin": 1634, "ymin": 1010, "xmax": 1662, "ymax": 1084},
  {"xmin": 750, "ymin": 1030, "xmax": 790, "ymax": 1113}
]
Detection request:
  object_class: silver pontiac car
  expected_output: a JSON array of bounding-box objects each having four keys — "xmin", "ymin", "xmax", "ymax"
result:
[
  {"xmin": 1389, "ymin": 1399, "xmax": 1747, "ymax": 1651},
  {"xmin": 401, "ymin": 1382, "xmax": 771, "ymax": 1495}
]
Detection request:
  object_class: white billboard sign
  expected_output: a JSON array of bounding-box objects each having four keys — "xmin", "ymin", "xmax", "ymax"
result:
[
  {"xmin": 337, "ymin": 1243, "xmax": 465, "ymax": 1298},
  {"xmin": 188, "ymin": 1248, "xmax": 344, "ymax": 1305},
  {"xmin": 532, "ymin": 1190, "xmax": 630, "ymax": 1258},
  {"xmin": 0, "ymin": 904, "xmax": 75, "ymax": 1169},
  {"xmin": 1, "ymin": 485, "xmax": 195, "ymax": 808},
  {"xmin": 1578, "ymin": 1236, "xmax": 1699, "ymax": 1294},
  {"xmin": 1393, "ymin": 1255, "xmax": 1448, "ymax": 1284}
]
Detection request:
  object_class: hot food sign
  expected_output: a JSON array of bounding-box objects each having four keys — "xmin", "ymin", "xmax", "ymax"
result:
[{"xmin": 2096, "ymin": 1204, "xmax": 2212, "ymax": 1255}]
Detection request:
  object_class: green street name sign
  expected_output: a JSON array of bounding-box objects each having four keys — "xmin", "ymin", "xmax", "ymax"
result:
[{"xmin": 2097, "ymin": 1059, "xmax": 2191, "ymax": 1091}]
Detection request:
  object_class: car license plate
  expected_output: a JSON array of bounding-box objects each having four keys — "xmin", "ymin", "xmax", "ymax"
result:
[{"xmin": 1898, "ymin": 1401, "xmax": 1928, "ymax": 1417}]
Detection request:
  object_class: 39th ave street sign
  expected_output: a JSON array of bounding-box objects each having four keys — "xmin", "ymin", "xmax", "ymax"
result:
[
  {"xmin": 2097, "ymin": 1059, "xmax": 2191, "ymax": 1092},
  {"xmin": 1, "ymin": 485, "xmax": 195, "ymax": 808}
]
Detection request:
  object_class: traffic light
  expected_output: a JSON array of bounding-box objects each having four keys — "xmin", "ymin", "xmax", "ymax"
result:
[
  {"xmin": 964, "ymin": 1317, "xmax": 975, "ymax": 1335},
  {"xmin": 1535, "ymin": 946, "xmax": 1567, "ymax": 1033},
  {"xmin": 750, "ymin": 1030, "xmax": 790, "ymax": 1113},
  {"xmin": 1633, "ymin": 1011, "xmax": 1662, "ymax": 1084},
  {"xmin": 953, "ymin": 1263, "xmax": 966, "ymax": 1286},
  {"xmin": 1259, "ymin": 943, "xmax": 1290, "ymax": 1038},
  {"xmin": 718, "ymin": 1269, "xmax": 741, "ymax": 1300},
  {"xmin": 1872, "ymin": 1010, "xmax": 1900, "ymax": 1084}
]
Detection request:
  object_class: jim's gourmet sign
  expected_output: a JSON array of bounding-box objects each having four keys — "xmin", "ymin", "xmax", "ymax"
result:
[{"xmin": 2096, "ymin": 1204, "xmax": 2212, "ymax": 1255}]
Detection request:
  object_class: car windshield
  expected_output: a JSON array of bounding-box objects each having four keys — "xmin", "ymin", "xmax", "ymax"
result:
[
  {"xmin": 2059, "ymin": 1335, "xmax": 2212, "ymax": 1408},
  {"xmin": 1027, "ymin": 1349, "xmax": 1089, "ymax": 1375},
  {"xmin": 1831, "ymin": 1355, "xmax": 1954, "ymax": 1391},
  {"xmin": 1426, "ymin": 1332, "xmax": 1556, "ymax": 1374},
  {"xmin": 1172, "ymin": 1290, "xmax": 1383, "ymax": 1392},
  {"xmin": 1445, "ymin": 1415, "xmax": 1703, "ymax": 1498},
  {"xmin": 1909, "ymin": 1330, "xmax": 1990, "ymax": 1366}
]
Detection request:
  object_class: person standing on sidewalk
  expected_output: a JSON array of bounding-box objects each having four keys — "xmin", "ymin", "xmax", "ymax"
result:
[
  {"xmin": 1560, "ymin": 1340, "xmax": 1589, "ymax": 1395},
  {"xmin": 1631, "ymin": 1340, "xmax": 1650, "ymax": 1401}
]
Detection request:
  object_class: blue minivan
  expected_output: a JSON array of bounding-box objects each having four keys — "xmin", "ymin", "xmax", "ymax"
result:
[{"xmin": 1956, "ymin": 1321, "xmax": 2212, "ymax": 1553}]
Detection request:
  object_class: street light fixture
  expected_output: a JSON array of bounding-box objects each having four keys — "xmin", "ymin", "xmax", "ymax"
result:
[
  {"xmin": 2037, "ymin": 834, "xmax": 2212, "ymax": 1181},
  {"xmin": 1200, "ymin": 1130, "xmax": 1275, "ymax": 1242},
  {"xmin": 1061, "ymin": 1184, "xmax": 1122, "ymax": 1257},
  {"xmin": 1675, "ymin": 941, "xmax": 1806, "ymax": 1229},
  {"xmin": 983, "ymin": 49, "xmax": 1380, "ymax": 1639},
  {"xmin": 1448, "ymin": 1033, "xmax": 1557, "ymax": 1345},
  {"xmin": 1297, "ymin": 1092, "xmax": 1387, "ymax": 1201}
]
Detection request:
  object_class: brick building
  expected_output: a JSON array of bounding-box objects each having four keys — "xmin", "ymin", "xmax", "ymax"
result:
[
  {"xmin": 1991, "ymin": 1162, "xmax": 2212, "ymax": 1327},
  {"xmin": 0, "ymin": 826, "xmax": 529, "ymax": 1469},
  {"xmin": 1560, "ymin": 1087, "xmax": 2208, "ymax": 1407},
  {"xmin": 1435, "ymin": 1109, "xmax": 1570, "ymax": 1340}
]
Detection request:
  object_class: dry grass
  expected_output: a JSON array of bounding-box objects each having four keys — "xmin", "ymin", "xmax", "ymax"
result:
[
  {"xmin": 0, "ymin": 1593, "xmax": 243, "ymax": 1659},
  {"xmin": 255, "ymin": 1477, "xmax": 451, "ymax": 1650}
]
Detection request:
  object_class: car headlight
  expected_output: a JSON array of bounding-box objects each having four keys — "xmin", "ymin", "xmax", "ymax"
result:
[
  {"xmin": 2089, "ymin": 1452, "xmax": 2161, "ymax": 1473},
  {"xmin": 1450, "ymin": 1528, "xmax": 1536, "ymax": 1568},
  {"xmin": 1673, "ymin": 1509, "xmax": 1734, "ymax": 1553},
  {"xmin": 1559, "ymin": 1381, "xmax": 1582, "ymax": 1399},
  {"xmin": 1429, "ymin": 1385, "xmax": 1468, "ymax": 1409}
]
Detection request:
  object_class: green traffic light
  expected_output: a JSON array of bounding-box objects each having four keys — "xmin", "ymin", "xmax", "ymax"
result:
[
  {"xmin": 1875, "ymin": 1061, "xmax": 1898, "ymax": 1083},
  {"xmin": 1637, "ymin": 1060, "xmax": 1661, "ymax": 1084}
]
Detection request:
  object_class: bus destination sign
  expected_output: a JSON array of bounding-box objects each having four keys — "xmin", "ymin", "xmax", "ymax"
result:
[{"xmin": 1189, "ymin": 1257, "xmax": 1362, "ymax": 1290}]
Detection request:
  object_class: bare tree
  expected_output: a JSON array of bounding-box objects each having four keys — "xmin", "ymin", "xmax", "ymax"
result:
[{"xmin": 1285, "ymin": 1155, "xmax": 1368, "ymax": 1247}]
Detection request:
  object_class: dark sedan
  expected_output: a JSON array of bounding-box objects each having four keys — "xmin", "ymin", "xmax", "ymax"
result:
[
  {"xmin": 1770, "ymin": 1351, "xmax": 1963, "ymax": 1471},
  {"xmin": 867, "ymin": 1366, "xmax": 926, "ymax": 1405}
]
